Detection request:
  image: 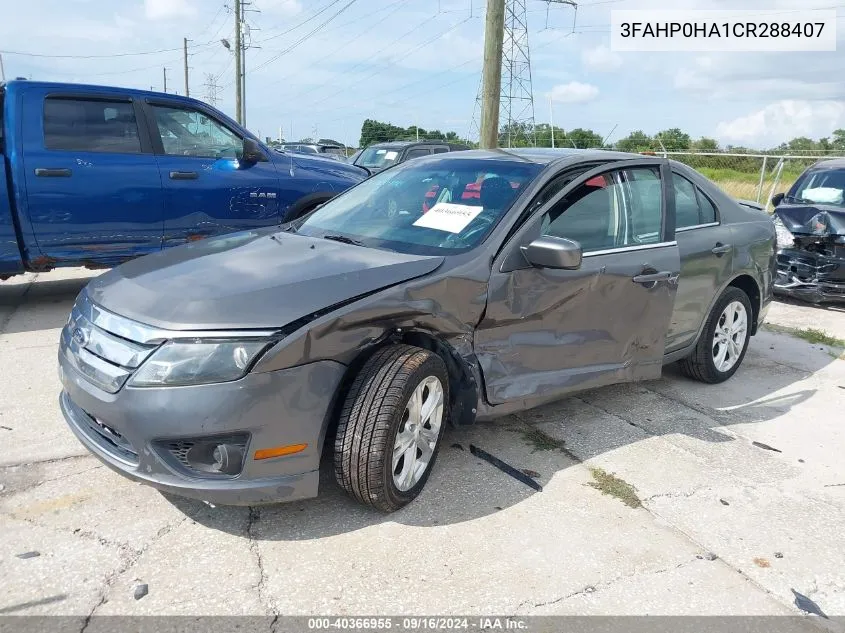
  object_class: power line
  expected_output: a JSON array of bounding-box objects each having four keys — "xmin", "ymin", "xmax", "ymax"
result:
[
  {"xmin": 254, "ymin": 0, "xmax": 343, "ymax": 44},
  {"xmin": 259, "ymin": 0, "xmax": 412, "ymax": 89},
  {"xmin": 0, "ymin": 41, "xmax": 218, "ymax": 59},
  {"xmin": 247, "ymin": 0, "xmax": 357, "ymax": 74},
  {"xmin": 294, "ymin": 14, "xmax": 475, "ymax": 113}
]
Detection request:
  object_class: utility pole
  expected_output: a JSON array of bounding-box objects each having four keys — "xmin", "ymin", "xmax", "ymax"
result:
[
  {"xmin": 0, "ymin": 54, "xmax": 5, "ymax": 82},
  {"xmin": 234, "ymin": 0, "xmax": 242, "ymax": 124},
  {"xmin": 479, "ymin": 0, "xmax": 505, "ymax": 149},
  {"xmin": 549, "ymin": 95, "xmax": 554, "ymax": 148},
  {"xmin": 162, "ymin": 67, "xmax": 168, "ymax": 93},
  {"xmin": 183, "ymin": 38, "xmax": 190, "ymax": 97}
]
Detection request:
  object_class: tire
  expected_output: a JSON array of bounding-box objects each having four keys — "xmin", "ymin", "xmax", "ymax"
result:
[
  {"xmin": 678, "ymin": 286, "xmax": 753, "ymax": 384},
  {"xmin": 334, "ymin": 344, "xmax": 449, "ymax": 512}
]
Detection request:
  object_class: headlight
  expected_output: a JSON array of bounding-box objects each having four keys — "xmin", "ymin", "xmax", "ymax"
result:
[
  {"xmin": 772, "ymin": 215, "xmax": 794, "ymax": 249},
  {"xmin": 128, "ymin": 340, "xmax": 269, "ymax": 387}
]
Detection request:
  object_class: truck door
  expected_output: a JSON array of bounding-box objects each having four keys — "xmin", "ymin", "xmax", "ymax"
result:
[
  {"xmin": 143, "ymin": 99, "xmax": 283, "ymax": 248},
  {"xmin": 21, "ymin": 90, "xmax": 164, "ymax": 264}
]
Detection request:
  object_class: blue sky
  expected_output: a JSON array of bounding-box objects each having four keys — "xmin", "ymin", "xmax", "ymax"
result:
[{"xmin": 2, "ymin": 0, "xmax": 844, "ymax": 148}]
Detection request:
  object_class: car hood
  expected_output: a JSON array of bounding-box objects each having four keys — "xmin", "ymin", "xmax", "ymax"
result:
[
  {"xmin": 775, "ymin": 204, "xmax": 845, "ymax": 236},
  {"xmin": 85, "ymin": 230, "xmax": 444, "ymax": 330}
]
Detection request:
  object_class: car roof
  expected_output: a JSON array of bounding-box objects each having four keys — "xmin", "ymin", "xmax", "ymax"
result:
[
  {"xmin": 423, "ymin": 147, "xmax": 641, "ymax": 165},
  {"xmin": 808, "ymin": 158, "xmax": 845, "ymax": 169},
  {"xmin": 365, "ymin": 140, "xmax": 469, "ymax": 149}
]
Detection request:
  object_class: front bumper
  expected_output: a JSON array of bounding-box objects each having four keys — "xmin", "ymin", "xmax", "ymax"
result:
[
  {"xmin": 59, "ymin": 353, "xmax": 346, "ymax": 506},
  {"xmin": 774, "ymin": 247, "xmax": 845, "ymax": 304}
]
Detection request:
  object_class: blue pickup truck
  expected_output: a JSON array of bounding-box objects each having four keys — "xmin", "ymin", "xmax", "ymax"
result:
[{"xmin": 0, "ymin": 80, "xmax": 366, "ymax": 279}]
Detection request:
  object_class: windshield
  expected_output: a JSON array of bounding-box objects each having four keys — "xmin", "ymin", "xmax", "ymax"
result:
[
  {"xmin": 323, "ymin": 147, "xmax": 346, "ymax": 157},
  {"xmin": 788, "ymin": 167, "xmax": 845, "ymax": 206},
  {"xmin": 291, "ymin": 157, "xmax": 543, "ymax": 255},
  {"xmin": 356, "ymin": 146, "xmax": 403, "ymax": 169}
]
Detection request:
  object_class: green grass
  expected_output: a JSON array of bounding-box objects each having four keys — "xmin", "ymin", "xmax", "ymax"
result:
[
  {"xmin": 764, "ymin": 324, "xmax": 845, "ymax": 348},
  {"xmin": 517, "ymin": 424, "xmax": 567, "ymax": 452},
  {"xmin": 587, "ymin": 467, "xmax": 642, "ymax": 508},
  {"xmin": 697, "ymin": 166, "xmax": 804, "ymax": 185}
]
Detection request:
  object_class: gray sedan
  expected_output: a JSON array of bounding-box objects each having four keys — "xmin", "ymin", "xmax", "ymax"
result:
[{"xmin": 58, "ymin": 149, "xmax": 776, "ymax": 512}]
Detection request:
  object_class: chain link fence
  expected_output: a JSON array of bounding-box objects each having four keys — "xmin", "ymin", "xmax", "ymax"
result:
[{"xmin": 654, "ymin": 151, "xmax": 845, "ymax": 210}]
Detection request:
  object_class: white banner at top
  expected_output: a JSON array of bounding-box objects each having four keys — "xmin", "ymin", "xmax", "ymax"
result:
[{"xmin": 610, "ymin": 9, "xmax": 837, "ymax": 52}]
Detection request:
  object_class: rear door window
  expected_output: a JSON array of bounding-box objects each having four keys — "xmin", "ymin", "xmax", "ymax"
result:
[
  {"xmin": 43, "ymin": 98, "xmax": 142, "ymax": 153},
  {"xmin": 405, "ymin": 148, "xmax": 432, "ymax": 160},
  {"xmin": 673, "ymin": 172, "xmax": 718, "ymax": 228}
]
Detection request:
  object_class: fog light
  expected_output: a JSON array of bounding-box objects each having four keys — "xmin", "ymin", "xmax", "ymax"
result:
[{"xmin": 211, "ymin": 444, "xmax": 244, "ymax": 475}]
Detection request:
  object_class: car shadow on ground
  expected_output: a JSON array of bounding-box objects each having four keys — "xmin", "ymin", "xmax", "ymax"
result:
[
  {"xmin": 165, "ymin": 329, "xmax": 838, "ymax": 541},
  {"xmin": 0, "ymin": 275, "xmax": 93, "ymax": 335}
]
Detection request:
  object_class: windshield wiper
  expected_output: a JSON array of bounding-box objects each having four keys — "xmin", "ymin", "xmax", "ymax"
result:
[
  {"xmin": 784, "ymin": 195, "xmax": 812, "ymax": 204},
  {"xmin": 321, "ymin": 233, "xmax": 365, "ymax": 247}
]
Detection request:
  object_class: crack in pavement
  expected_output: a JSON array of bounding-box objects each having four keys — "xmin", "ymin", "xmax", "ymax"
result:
[
  {"xmin": 551, "ymin": 393, "xmax": 811, "ymax": 616},
  {"xmin": 1, "ymin": 453, "xmax": 91, "ymax": 471},
  {"xmin": 247, "ymin": 507, "xmax": 278, "ymax": 618},
  {"xmin": 514, "ymin": 557, "xmax": 698, "ymax": 615},
  {"xmin": 79, "ymin": 516, "xmax": 189, "ymax": 632}
]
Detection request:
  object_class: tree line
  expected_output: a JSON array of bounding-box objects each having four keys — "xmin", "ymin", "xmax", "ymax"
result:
[{"xmin": 358, "ymin": 118, "xmax": 845, "ymax": 155}]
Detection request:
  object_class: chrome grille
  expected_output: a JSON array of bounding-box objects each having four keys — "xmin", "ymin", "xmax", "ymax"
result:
[
  {"xmin": 60, "ymin": 293, "xmax": 159, "ymax": 394},
  {"xmin": 59, "ymin": 290, "xmax": 279, "ymax": 393}
]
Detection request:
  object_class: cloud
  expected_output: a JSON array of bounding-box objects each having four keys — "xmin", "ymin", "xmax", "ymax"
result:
[
  {"xmin": 582, "ymin": 45, "xmax": 622, "ymax": 72},
  {"xmin": 715, "ymin": 100, "xmax": 845, "ymax": 146},
  {"xmin": 144, "ymin": 0, "xmax": 195, "ymax": 20},
  {"xmin": 548, "ymin": 81, "xmax": 600, "ymax": 103}
]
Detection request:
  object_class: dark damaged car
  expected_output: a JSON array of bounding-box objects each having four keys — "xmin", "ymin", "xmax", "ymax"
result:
[
  {"xmin": 772, "ymin": 159, "xmax": 845, "ymax": 303},
  {"xmin": 58, "ymin": 149, "xmax": 776, "ymax": 513}
]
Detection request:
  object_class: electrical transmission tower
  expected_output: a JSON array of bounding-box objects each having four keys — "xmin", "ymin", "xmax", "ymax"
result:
[
  {"xmin": 470, "ymin": 0, "xmax": 576, "ymax": 148},
  {"xmin": 203, "ymin": 73, "xmax": 221, "ymax": 106}
]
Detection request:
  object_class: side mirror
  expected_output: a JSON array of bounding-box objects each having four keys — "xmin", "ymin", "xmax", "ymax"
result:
[
  {"xmin": 520, "ymin": 236, "xmax": 582, "ymax": 270},
  {"xmin": 241, "ymin": 137, "xmax": 267, "ymax": 163},
  {"xmin": 771, "ymin": 192, "xmax": 785, "ymax": 207}
]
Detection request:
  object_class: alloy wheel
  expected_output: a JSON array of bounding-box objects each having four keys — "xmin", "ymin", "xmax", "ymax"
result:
[
  {"xmin": 712, "ymin": 300, "xmax": 748, "ymax": 373},
  {"xmin": 392, "ymin": 376, "xmax": 444, "ymax": 492}
]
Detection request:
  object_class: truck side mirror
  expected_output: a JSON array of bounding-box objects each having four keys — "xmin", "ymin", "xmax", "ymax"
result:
[
  {"xmin": 771, "ymin": 192, "xmax": 785, "ymax": 207},
  {"xmin": 241, "ymin": 138, "xmax": 267, "ymax": 163}
]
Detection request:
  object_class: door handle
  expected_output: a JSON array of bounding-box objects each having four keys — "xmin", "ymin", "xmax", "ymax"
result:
[
  {"xmin": 711, "ymin": 242, "xmax": 732, "ymax": 256},
  {"xmin": 169, "ymin": 171, "xmax": 198, "ymax": 180},
  {"xmin": 632, "ymin": 271, "xmax": 672, "ymax": 285},
  {"xmin": 34, "ymin": 168, "xmax": 72, "ymax": 177}
]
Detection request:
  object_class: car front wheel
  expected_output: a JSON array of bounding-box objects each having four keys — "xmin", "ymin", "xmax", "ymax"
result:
[
  {"xmin": 678, "ymin": 286, "xmax": 752, "ymax": 384},
  {"xmin": 334, "ymin": 345, "xmax": 449, "ymax": 512}
]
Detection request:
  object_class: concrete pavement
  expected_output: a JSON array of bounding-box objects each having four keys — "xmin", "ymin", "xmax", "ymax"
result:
[{"xmin": 1, "ymin": 269, "xmax": 843, "ymax": 620}]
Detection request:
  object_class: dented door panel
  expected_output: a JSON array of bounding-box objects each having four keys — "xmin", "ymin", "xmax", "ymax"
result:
[{"xmin": 476, "ymin": 244, "xmax": 680, "ymax": 404}]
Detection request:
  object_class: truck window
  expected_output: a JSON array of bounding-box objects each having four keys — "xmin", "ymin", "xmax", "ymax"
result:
[
  {"xmin": 43, "ymin": 98, "xmax": 142, "ymax": 153},
  {"xmin": 151, "ymin": 105, "xmax": 242, "ymax": 159}
]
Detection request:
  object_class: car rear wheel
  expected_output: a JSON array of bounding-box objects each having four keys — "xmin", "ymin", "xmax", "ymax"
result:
[
  {"xmin": 678, "ymin": 286, "xmax": 752, "ymax": 384},
  {"xmin": 334, "ymin": 345, "xmax": 449, "ymax": 512}
]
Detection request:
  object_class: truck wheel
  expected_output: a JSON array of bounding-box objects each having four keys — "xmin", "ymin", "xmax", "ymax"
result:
[
  {"xmin": 334, "ymin": 344, "xmax": 449, "ymax": 512},
  {"xmin": 678, "ymin": 286, "xmax": 752, "ymax": 384}
]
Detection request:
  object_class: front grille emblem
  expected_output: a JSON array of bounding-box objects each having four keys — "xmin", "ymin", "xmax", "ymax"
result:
[{"xmin": 72, "ymin": 326, "xmax": 89, "ymax": 347}]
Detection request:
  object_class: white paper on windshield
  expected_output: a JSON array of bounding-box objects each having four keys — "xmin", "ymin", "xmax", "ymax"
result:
[
  {"xmin": 801, "ymin": 187, "xmax": 843, "ymax": 204},
  {"xmin": 375, "ymin": 149, "xmax": 387, "ymax": 154},
  {"xmin": 413, "ymin": 203, "xmax": 483, "ymax": 234},
  {"xmin": 384, "ymin": 151, "xmax": 399, "ymax": 160}
]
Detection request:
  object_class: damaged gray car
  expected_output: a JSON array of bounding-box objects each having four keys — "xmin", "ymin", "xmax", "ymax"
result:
[
  {"xmin": 772, "ymin": 159, "xmax": 845, "ymax": 303},
  {"xmin": 58, "ymin": 149, "xmax": 776, "ymax": 513}
]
